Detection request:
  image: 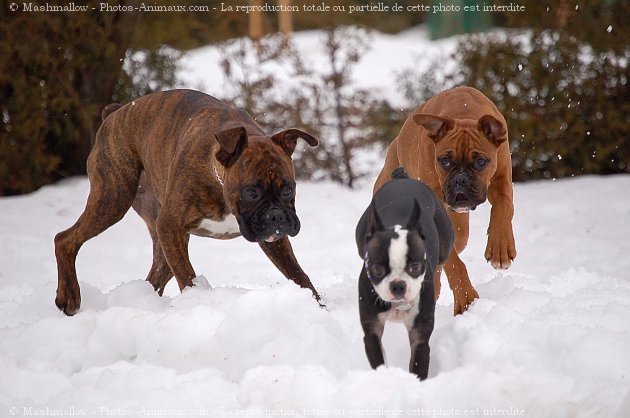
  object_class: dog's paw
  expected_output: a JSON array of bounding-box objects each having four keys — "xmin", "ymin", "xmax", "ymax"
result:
[
  {"xmin": 453, "ymin": 286, "xmax": 479, "ymax": 316},
  {"xmin": 485, "ymin": 227, "xmax": 516, "ymax": 270},
  {"xmin": 312, "ymin": 291, "xmax": 327, "ymax": 309},
  {"xmin": 55, "ymin": 288, "xmax": 81, "ymax": 316}
]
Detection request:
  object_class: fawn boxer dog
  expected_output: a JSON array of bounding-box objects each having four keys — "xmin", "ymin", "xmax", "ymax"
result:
[
  {"xmin": 55, "ymin": 89, "xmax": 322, "ymax": 315},
  {"xmin": 356, "ymin": 167, "xmax": 453, "ymax": 379},
  {"xmin": 374, "ymin": 86, "xmax": 516, "ymax": 315}
]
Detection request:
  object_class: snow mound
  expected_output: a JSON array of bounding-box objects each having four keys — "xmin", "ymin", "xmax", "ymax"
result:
[{"xmin": 2, "ymin": 174, "xmax": 630, "ymax": 416}]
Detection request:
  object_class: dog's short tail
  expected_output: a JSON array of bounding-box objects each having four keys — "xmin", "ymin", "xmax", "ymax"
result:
[
  {"xmin": 391, "ymin": 166, "xmax": 409, "ymax": 180},
  {"xmin": 102, "ymin": 103, "xmax": 123, "ymax": 122}
]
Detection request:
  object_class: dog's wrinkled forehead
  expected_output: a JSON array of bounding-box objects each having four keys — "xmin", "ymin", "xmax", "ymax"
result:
[
  {"xmin": 437, "ymin": 127, "xmax": 494, "ymax": 161},
  {"xmin": 238, "ymin": 140, "xmax": 295, "ymax": 187}
]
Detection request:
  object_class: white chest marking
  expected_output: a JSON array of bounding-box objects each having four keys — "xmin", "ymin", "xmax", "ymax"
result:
[
  {"xmin": 198, "ymin": 214, "xmax": 240, "ymax": 235},
  {"xmin": 378, "ymin": 295, "xmax": 421, "ymax": 331}
]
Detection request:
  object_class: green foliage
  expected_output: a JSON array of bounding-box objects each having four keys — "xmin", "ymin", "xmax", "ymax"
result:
[
  {"xmin": 495, "ymin": 0, "xmax": 629, "ymax": 55},
  {"xmin": 459, "ymin": 31, "xmax": 629, "ymax": 180},
  {"xmin": 0, "ymin": 3, "xmax": 179, "ymax": 195},
  {"xmin": 129, "ymin": 1, "xmax": 248, "ymax": 50},
  {"xmin": 115, "ymin": 47, "xmax": 182, "ymax": 102}
]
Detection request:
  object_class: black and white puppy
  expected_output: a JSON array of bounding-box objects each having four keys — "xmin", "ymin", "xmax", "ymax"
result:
[{"xmin": 355, "ymin": 167, "xmax": 454, "ymax": 379}]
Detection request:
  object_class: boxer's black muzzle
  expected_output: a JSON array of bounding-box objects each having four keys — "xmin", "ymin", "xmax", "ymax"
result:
[
  {"xmin": 239, "ymin": 205, "xmax": 300, "ymax": 242},
  {"xmin": 444, "ymin": 170, "xmax": 486, "ymax": 213}
]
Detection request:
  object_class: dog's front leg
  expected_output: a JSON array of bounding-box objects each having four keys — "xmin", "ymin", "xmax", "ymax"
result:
[
  {"xmin": 259, "ymin": 237, "xmax": 323, "ymax": 305},
  {"xmin": 156, "ymin": 213, "xmax": 196, "ymax": 291},
  {"xmin": 444, "ymin": 212, "xmax": 479, "ymax": 315},
  {"xmin": 359, "ymin": 268, "xmax": 386, "ymax": 369},
  {"xmin": 363, "ymin": 331, "xmax": 385, "ymax": 369},
  {"xmin": 360, "ymin": 311, "xmax": 385, "ymax": 369},
  {"xmin": 485, "ymin": 174, "xmax": 516, "ymax": 270},
  {"xmin": 409, "ymin": 332, "xmax": 430, "ymax": 379},
  {"xmin": 408, "ymin": 279, "xmax": 436, "ymax": 379},
  {"xmin": 444, "ymin": 251, "xmax": 479, "ymax": 315}
]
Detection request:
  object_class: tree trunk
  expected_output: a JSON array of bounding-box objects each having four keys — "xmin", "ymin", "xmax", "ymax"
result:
[
  {"xmin": 249, "ymin": 0, "xmax": 264, "ymax": 40},
  {"xmin": 278, "ymin": 0, "xmax": 294, "ymax": 34}
]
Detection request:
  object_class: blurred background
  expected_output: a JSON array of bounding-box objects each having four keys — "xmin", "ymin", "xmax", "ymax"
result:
[{"xmin": 1, "ymin": 0, "xmax": 628, "ymax": 195}]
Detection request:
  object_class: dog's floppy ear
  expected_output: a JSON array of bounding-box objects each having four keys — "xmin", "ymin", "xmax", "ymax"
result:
[
  {"xmin": 215, "ymin": 127, "xmax": 248, "ymax": 168},
  {"xmin": 271, "ymin": 129, "xmax": 319, "ymax": 157},
  {"xmin": 366, "ymin": 200, "xmax": 385, "ymax": 239},
  {"xmin": 477, "ymin": 115, "xmax": 507, "ymax": 146},
  {"xmin": 413, "ymin": 114, "xmax": 455, "ymax": 143}
]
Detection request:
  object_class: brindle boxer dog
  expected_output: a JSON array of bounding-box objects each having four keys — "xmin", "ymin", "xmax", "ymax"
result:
[
  {"xmin": 374, "ymin": 86, "xmax": 516, "ymax": 315},
  {"xmin": 55, "ymin": 89, "xmax": 322, "ymax": 316}
]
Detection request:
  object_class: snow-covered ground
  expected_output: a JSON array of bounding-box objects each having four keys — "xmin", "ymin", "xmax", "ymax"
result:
[
  {"xmin": 2, "ymin": 27, "xmax": 630, "ymax": 418},
  {"xmin": 2, "ymin": 174, "xmax": 630, "ymax": 417}
]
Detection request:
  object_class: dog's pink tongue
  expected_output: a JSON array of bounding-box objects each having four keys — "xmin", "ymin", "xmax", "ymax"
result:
[{"xmin": 265, "ymin": 231, "xmax": 282, "ymax": 243}]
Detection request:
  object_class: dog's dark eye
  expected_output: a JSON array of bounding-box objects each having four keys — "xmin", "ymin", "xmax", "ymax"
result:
[
  {"xmin": 474, "ymin": 157, "xmax": 489, "ymax": 171},
  {"xmin": 370, "ymin": 264, "xmax": 387, "ymax": 279},
  {"xmin": 438, "ymin": 156, "xmax": 452, "ymax": 169},
  {"xmin": 243, "ymin": 187, "xmax": 262, "ymax": 202},
  {"xmin": 406, "ymin": 262, "xmax": 425, "ymax": 278},
  {"xmin": 281, "ymin": 185, "xmax": 294, "ymax": 199}
]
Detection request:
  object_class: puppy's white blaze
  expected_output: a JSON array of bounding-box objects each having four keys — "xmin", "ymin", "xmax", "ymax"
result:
[
  {"xmin": 388, "ymin": 225, "xmax": 408, "ymax": 275},
  {"xmin": 373, "ymin": 225, "xmax": 424, "ymax": 302},
  {"xmin": 198, "ymin": 214, "xmax": 240, "ymax": 235}
]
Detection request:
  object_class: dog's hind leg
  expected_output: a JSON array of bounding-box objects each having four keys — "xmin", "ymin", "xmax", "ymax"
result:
[
  {"xmin": 131, "ymin": 173, "xmax": 180, "ymax": 296},
  {"xmin": 144, "ymin": 229, "xmax": 181, "ymax": 296},
  {"xmin": 55, "ymin": 136, "xmax": 141, "ymax": 316}
]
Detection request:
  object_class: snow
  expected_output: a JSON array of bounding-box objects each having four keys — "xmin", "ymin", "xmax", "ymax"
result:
[
  {"xmin": 179, "ymin": 26, "xmax": 457, "ymax": 107},
  {"xmin": 2, "ymin": 28, "xmax": 630, "ymax": 418},
  {"xmin": 2, "ymin": 173, "xmax": 630, "ymax": 417}
]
